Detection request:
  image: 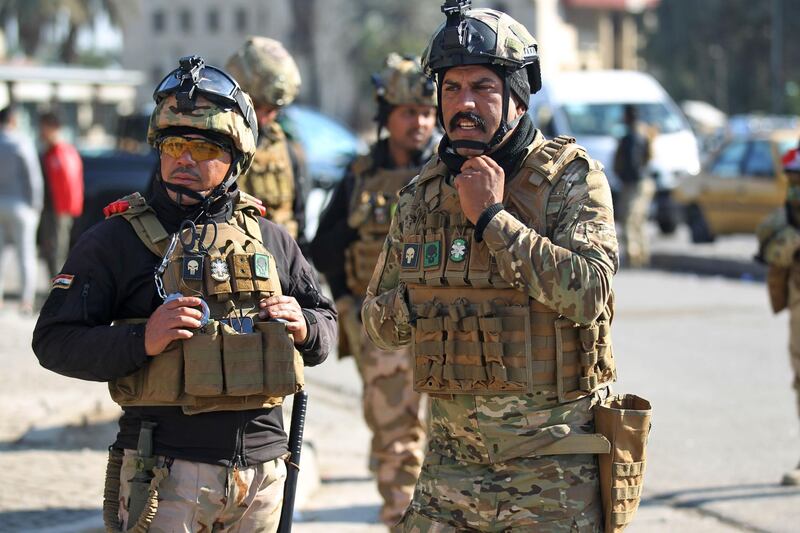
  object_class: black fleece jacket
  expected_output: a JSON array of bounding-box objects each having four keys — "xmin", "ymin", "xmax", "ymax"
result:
[{"xmin": 32, "ymin": 183, "xmax": 336, "ymax": 467}]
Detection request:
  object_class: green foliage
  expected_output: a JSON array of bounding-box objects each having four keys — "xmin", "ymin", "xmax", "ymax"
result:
[
  {"xmin": 0, "ymin": 0, "xmax": 121, "ymax": 64},
  {"xmin": 643, "ymin": 0, "xmax": 800, "ymax": 114}
]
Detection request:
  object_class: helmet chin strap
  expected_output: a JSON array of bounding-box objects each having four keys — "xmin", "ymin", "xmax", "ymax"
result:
[
  {"xmin": 162, "ymin": 154, "xmax": 242, "ymax": 218},
  {"xmin": 446, "ymin": 68, "xmax": 523, "ymax": 156}
]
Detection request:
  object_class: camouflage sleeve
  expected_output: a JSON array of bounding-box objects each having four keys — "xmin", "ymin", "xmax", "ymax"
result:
[
  {"xmin": 360, "ymin": 189, "xmax": 414, "ymax": 350},
  {"xmin": 757, "ymin": 209, "xmax": 800, "ymax": 267},
  {"xmin": 482, "ymin": 159, "xmax": 618, "ymax": 324}
]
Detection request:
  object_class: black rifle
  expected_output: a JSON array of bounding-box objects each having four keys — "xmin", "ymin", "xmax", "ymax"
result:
[{"xmin": 277, "ymin": 390, "xmax": 309, "ymax": 533}]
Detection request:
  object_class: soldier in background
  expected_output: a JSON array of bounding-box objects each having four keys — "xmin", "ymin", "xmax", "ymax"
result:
[
  {"xmin": 757, "ymin": 143, "xmax": 800, "ymax": 486},
  {"xmin": 362, "ymin": 4, "xmax": 622, "ymax": 531},
  {"xmin": 312, "ymin": 53, "xmax": 437, "ymax": 530},
  {"xmin": 226, "ymin": 37, "xmax": 310, "ymax": 252},
  {"xmin": 613, "ymin": 104, "xmax": 654, "ymax": 268}
]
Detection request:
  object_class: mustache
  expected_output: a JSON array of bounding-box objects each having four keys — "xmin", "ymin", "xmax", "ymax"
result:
[
  {"xmin": 449, "ymin": 112, "xmax": 486, "ymax": 132},
  {"xmin": 169, "ymin": 167, "xmax": 201, "ymax": 179}
]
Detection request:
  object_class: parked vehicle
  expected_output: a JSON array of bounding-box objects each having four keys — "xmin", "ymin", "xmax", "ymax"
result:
[
  {"xmin": 529, "ymin": 70, "xmax": 701, "ymax": 233},
  {"xmin": 71, "ymin": 105, "xmax": 365, "ymax": 246},
  {"xmin": 672, "ymin": 128, "xmax": 800, "ymax": 243}
]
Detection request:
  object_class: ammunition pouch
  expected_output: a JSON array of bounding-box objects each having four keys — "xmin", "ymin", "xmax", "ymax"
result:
[
  {"xmin": 109, "ymin": 319, "xmax": 304, "ymax": 414},
  {"xmin": 595, "ymin": 394, "xmax": 652, "ymax": 533},
  {"xmin": 767, "ymin": 265, "xmax": 790, "ymax": 313},
  {"xmin": 408, "ymin": 287, "xmax": 614, "ymax": 399}
]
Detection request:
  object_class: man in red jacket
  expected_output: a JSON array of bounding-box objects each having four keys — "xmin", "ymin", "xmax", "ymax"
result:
[{"xmin": 39, "ymin": 111, "xmax": 83, "ymax": 277}]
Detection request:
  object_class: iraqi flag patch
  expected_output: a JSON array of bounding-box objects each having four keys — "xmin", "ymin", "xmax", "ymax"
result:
[{"xmin": 51, "ymin": 274, "xmax": 75, "ymax": 290}]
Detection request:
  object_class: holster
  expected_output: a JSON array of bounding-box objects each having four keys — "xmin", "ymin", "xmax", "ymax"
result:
[
  {"xmin": 767, "ymin": 265, "xmax": 790, "ymax": 313},
  {"xmin": 594, "ymin": 394, "xmax": 652, "ymax": 533}
]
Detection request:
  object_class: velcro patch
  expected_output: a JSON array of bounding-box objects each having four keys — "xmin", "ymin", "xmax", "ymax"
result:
[{"xmin": 51, "ymin": 274, "xmax": 75, "ymax": 290}]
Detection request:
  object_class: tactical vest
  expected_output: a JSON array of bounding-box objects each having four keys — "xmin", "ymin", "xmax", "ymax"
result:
[
  {"xmin": 106, "ymin": 192, "xmax": 304, "ymax": 415},
  {"xmin": 400, "ymin": 136, "xmax": 615, "ymax": 403},
  {"xmin": 345, "ymin": 154, "xmax": 420, "ymax": 297},
  {"xmin": 239, "ymin": 122, "xmax": 298, "ymax": 238}
]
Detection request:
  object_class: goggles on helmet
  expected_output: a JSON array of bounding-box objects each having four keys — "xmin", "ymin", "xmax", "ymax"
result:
[
  {"xmin": 153, "ymin": 55, "xmax": 259, "ymax": 146},
  {"xmin": 157, "ymin": 135, "xmax": 229, "ymax": 162}
]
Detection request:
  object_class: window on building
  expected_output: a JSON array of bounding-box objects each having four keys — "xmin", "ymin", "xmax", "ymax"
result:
[
  {"xmin": 208, "ymin": 9, "xmax": 220, "ymax": 33},
  {"xmin": 152, "ymin": 9, "xmax": 165, "ymax": 33},
  {"xmin": 180, "ymin": 9, "xmax": 193, "ymax": 33},
  {"xmin": 235, "ymin": 7, "xmax": 247, "ymax": 31}
]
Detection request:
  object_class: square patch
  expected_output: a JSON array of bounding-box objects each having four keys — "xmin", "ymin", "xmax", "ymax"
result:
[
  {"xmin": 401, "ymin": 243, "xmax": 420, "ymax": 269},
  {"xmin": 423, "ymin": 241, "xmax": 441, "ymax": 268},
  {"xmin": 182, "ymin": 255, "xmax": 204, "ymax": 281},
  {"xmin": 253, "ymin": 253, "xmax": 270, "ymax": 279}
]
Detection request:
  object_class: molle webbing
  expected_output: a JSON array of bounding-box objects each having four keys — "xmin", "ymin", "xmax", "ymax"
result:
[
  {"xmin": 345, "ymin": 158, "xmax": 420, "ymax": 296},
  {"xmin": 403, "ymin": 134, "xmax": 615, "ymax": 401},
  {"xmin": 409, "ymin": 288, "xmax": 614, "ymax": 399},
  {"xmin": 108, "ymin": 194, "xmax": 304, "ymax": 414}
]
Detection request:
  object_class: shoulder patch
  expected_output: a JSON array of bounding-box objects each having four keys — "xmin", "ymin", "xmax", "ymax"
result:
[{"xmin": 51, "ymin": 273, "xmax": 74, "ymax": 290}]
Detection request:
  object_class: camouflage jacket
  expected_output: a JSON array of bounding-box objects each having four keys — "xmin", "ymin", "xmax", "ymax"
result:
[{"xmin": 361, "ymin": 131, "xmax": 619, "ymax": 463}]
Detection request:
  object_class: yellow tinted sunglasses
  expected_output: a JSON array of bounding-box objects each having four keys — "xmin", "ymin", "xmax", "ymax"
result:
[{"xmin": 159, "ymin": 136, "xmax": 228, "ymax": 161}]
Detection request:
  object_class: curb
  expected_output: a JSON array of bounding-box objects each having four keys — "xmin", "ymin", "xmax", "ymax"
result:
[{"xmin": 649, "ymin": 252, "xmax": 766, "ymax": 282}]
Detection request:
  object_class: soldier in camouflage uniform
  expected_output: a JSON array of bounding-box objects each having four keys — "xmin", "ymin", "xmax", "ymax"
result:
[
  {"xmin": 362, "ymin": 3, "xmax": 620, "ymax": 531},
  {"xmin": 757, "ymin": 144, "xmax": 800, "ymax": 486},
  {"xmin": 312, "ymin": 53, "xmax": 438, "ymax": 529},
  {"xmin": 226, "ymin": 37, "xmax": 310, "ymax": 250}
]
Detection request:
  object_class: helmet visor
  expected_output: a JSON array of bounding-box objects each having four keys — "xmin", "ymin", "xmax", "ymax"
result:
[{"xmin": 153, "ymin": 57, "xmax": 258, "ymax": 143}]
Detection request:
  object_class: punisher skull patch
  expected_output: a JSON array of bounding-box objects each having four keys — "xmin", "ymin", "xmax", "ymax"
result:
[
  {"xmin": 424, "ymin": 241, "xmax": 441, "ymax": 268},
  {"xmin": 401, "ymin": 243, "xmax": 420, "ymax": 269},
  {"xmin": 182, "ymin": 255, "xmax": 204, "ymax": 280}
]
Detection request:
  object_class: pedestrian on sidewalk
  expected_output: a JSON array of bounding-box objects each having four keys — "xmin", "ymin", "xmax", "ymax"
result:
[
  {"xmin": 0, "ymin": 104, "xmax": 43, "ymax": 314},
  {"xmin": 38, "ymin": 111, "xmax": 84, "ymax": 278},
  {"xmin": 362, "ymin": 2, "xmax": 630, "ymax": 530},
  {"xmin": 32, "ymin": 56, "xmax": 336, "ymax": 532},
  {"xmin": 312, "ymin": 53, "xmax": 438, "ymax": 529},
  {"xmin": 613, "ymin": 104, "xmax": 655, "ymax": 268},
  {"xmin": 756, "ymin": 142, "xmax": 800, "ymax": 486}
]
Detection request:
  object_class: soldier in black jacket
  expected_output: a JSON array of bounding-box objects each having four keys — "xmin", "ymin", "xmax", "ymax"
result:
[{"xmin": 32, "ymin": 57, "xmax": 335, "ymax": 532}]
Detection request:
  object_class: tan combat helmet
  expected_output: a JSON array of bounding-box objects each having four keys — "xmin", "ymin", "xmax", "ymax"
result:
[
  {"xmin": 226, "ymin": 37, "xmax": 302, "ymax": 109},
  {"xmin": 421, "ymin": 0, "xmax": 541, "ymax": 152},
  {"xmin": 374, "ymin": 53, "xmax": 436, "ymax": 108},
  {"xmin": 149, "ymin": 56, "xmax": 258, "ymax": 190}
]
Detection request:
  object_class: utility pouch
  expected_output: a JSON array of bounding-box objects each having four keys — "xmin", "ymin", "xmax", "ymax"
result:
[
  {"xmin": 256, "ymin": 320, "xmax": 303, "ymax": 396},
  {"xmin": 767, "ymin": 265, "xmax": 790, "ymax": 313},
  {"xmin": 183, "ymin": 320, "xmax": 223, "ymax": 396},
  {"xmin": 595, "ymin": 394, "xmax": 652, "ymax": 533},
  {"xmin": 229, "ymin": 252, "xmax": 255, "ymax": 296},
  {"xmin": 467, "ymin": 238, "xmax": 492, "ymax": 288},
  {"xmin": 221, "ymin": 323, "xmax": 264, "ymax": 396},
  {"xmin": 137, "ymin": 344, "xmax": 183, "ymax": 403},
  {"xmin": 413, "ymin": 302, "xmax": 445, "ymax": 390}
]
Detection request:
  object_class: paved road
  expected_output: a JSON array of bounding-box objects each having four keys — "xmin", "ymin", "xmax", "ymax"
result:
[{"xmin": 2, "ymin": 264, "xmax": 799, "ymax": 531}]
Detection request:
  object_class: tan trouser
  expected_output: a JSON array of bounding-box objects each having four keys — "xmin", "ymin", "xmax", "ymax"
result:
[
  {"xmin": 355, "ymin": 328, "xmax": 426, "ymax": 529},
  {"xmin": 119, "ymin": 449, "xmax": 286, "ymax": 532},
  {"xmin": 617, "ymin": 177, "xmax": 656, "ymax": 268},
  {"xmin": 787, "ymin": 273, "xmax": 800, "ymax": 419}
]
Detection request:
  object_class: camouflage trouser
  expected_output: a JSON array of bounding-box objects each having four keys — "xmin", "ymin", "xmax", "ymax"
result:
[
  {"xmin": 788, "ymin": 276, "xmax": 800, "ymax": 419},
  {"xmin": 118, "ymin": 449, "xmax": 286, "ymax": 532},
  {"xmin": 617, "ymin": 177, "xmax": 656, "ymax": 268},
  {"xmin": 354, "ymin": 328, "xmax": 426, "ymax": 528},
  {"xmin": 401, "ymin": 452, "xmax": 603, "ymax": 532}
]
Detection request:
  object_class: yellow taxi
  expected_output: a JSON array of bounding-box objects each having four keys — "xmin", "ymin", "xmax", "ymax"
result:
[{"xmin": 672, "ymin": 128, "xmax": 800, "ymax": 242}]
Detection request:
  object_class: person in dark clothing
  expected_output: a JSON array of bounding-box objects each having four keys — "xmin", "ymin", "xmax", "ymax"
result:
[
  {"xmin": 613, "ymin": 103, "xmax": 655, "ymax": 267},
  {"xmin": 311, "ymin": 53, "xmax": 437, "ymax": 529},
  {"xmin": 32, "ymin": 57, "xmax": 335, "ymax": 532}
]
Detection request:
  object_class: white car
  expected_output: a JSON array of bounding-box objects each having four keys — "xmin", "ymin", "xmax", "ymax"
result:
[{"xmin": 529, "ymin": 70, "xmax": 701, "ymax": 233}]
